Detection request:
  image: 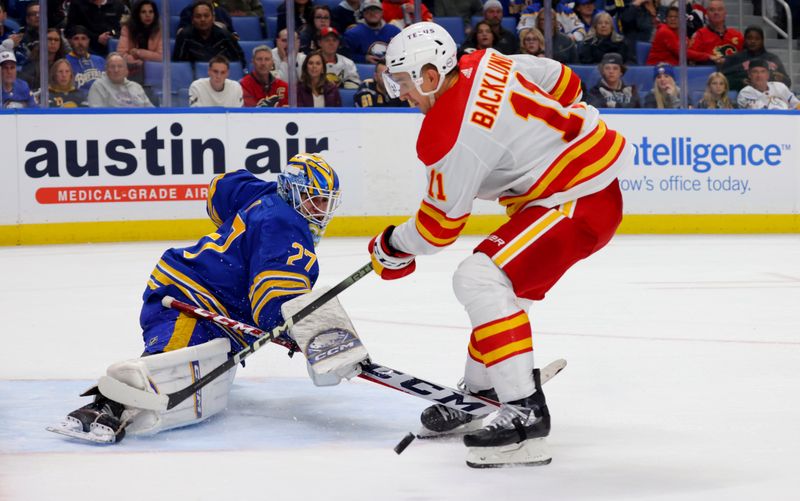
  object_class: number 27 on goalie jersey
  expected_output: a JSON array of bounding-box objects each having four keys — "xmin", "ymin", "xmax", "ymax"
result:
[{"xmin": 142, "ymin": 170, "xmax": 319, "ymax": 350}]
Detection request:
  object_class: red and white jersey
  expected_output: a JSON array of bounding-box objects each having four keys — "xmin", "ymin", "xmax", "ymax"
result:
[{"xmin": 392, "ymin": 49, "xmax": 629, "ymax": 256}]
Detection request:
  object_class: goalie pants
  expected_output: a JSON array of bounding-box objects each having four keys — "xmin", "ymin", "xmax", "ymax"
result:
[{"xmin": 455, "ymin": 180, "xmax": 623, "ymax": 402}]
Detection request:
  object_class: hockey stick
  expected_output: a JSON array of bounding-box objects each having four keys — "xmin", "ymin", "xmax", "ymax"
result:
[
  {"xmin": 98, "ymin": 262, "xmax": 374, "ymax": 411},
  {"xmin": 108, "ymin": 291, "xmax": 566, "ymax": 420}
]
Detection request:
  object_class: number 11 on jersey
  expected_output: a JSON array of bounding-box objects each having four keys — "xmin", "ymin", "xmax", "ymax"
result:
[{"xmin": 428, "ymin": 168, "xmax": 447, "ymax": 201}]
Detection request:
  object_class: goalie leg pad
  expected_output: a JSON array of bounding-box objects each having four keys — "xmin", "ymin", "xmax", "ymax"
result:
[
  {"xmin": 106, "ymin": 338, "xmax": 236, "ymax": 435},
  {"xmin": 281, "ymin": 288, "xmax": 369, "ymax": 386}
]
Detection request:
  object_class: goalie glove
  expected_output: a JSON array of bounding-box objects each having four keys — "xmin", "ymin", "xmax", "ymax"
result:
[{"xmin": 368, "ymin": 225, "xmax": 416, "ymax": 280}]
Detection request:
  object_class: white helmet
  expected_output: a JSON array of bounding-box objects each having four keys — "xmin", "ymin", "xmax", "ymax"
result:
[{"xmin": 382, "ymin": 21, "xmax": 458, "ymax": 98}]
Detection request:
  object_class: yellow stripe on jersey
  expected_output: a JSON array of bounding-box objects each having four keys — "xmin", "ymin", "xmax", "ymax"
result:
[
  {"xmin": 155, "ymin": 260, "xmax": 230, "ymax": 317},
  {"xmin": 164, "ymin": 313, "xmax": 197, "ymax": 352},
  {"xmin": 417, "ymin": 202, "xmax": 469, "ymax": 230},
  {"xmin": 414, "ymin": 200, "xmax": 470, "ymax": 247},
  {"xmin": 492, "ymin": 210, "xmax": 564, "ymax": 267},
  {"xmin": 498, "ymin": 123, "xmax": 608, "ymax": 215},
  {"xmin": 564, "ymin": 132, "xmax": 626, "ymax": 190},
  {"xmin": 206, "ymin": 173, "xmax": 228, "ymax": 227},
  {"xmin": 558, "ymin": 200, "xmax": 577, "ymax": 218},
  {"xmin": 250, "ymin": 271, "xmax": 312, "ymax": 322},
  {"xmin": 182, "ymin": 215, "xmax": 246, "ymax": 259}
]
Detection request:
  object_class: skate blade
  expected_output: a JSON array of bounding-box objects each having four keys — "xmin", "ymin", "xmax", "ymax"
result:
[
  {"xmin": 416, "ymin": 418, "xmax": 485, "ymax": 440},
  {"xmin": 466, "ymin": 438, "xmax": 552, "ymax": 468},
  {"xmin": 46, "ymin": 423, "xmax": 116, "ymax": 444}
]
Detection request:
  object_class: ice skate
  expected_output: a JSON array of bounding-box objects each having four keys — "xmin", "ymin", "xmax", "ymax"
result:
[
  {"xmin": 463, "ymin": 379, "xmax": 552, "ymax": 468},
  {"xmin": 47, "ymin": 395, "xmax": 128, "ymax": 444},
  {"xmin": 417, "ymin": 385, "xmax": 498, "ymax": 438}
]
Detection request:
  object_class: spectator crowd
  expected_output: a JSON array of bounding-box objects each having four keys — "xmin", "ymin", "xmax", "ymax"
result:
[{"xmin": 0, "ymin": 0, "xmax": 797, "ymax": 109}]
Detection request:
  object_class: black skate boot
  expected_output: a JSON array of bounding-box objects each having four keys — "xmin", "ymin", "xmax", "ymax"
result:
[
  {"xmin": 463, "ymin": 369, "xmax": 552, "ymax": 467},
  {"xmin": 48, "ymin": 394, "xmax": 128, "ymax": 444},
  {"xmin": 419, "ymin": 386, "xmax": 498, "ymax": 437}
]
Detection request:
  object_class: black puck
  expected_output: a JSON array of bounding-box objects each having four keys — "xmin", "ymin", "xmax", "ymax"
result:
[{"xmin": 394, "ymin": 432, "xmax": 416, "ymax": 455}]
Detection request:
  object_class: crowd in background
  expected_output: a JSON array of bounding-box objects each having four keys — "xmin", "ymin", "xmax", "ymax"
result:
[{"xmin": 0, "ymin": 0, "xmax": 798, "ymax": 109}]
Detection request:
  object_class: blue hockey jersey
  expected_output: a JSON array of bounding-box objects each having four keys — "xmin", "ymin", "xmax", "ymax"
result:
[{"xmin": 140, "ymin": 170, "xmax": 318, "ymax": 351}]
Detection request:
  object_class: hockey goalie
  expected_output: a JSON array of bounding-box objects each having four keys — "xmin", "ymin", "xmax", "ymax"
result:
[{"xmin": 47, "ymin": 154, "xmax": 368, "ymax": 443}]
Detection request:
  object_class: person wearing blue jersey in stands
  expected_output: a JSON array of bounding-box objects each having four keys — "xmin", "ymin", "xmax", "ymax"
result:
[
  {"xmin": 49, "ymin": 154, "xmax": 343, "ymax": 445},
  {"xmin": 1, "ymin": 49, "xmax": 37, "ymax": 108}
]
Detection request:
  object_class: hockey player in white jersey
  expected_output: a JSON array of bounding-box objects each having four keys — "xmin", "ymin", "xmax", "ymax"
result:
[{"xmin": 368, "ymin": 22, "xmax": 632, "ymax": 467}]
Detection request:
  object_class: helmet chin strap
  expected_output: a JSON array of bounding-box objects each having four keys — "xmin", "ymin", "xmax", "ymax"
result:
[{"xmin": 414, "ymin": 71, "xmax": 446, "ymax": 105}]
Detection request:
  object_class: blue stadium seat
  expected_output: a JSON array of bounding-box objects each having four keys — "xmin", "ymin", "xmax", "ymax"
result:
[
  {"xmin": 176, "ymin": 88, "xmax": 191, "ymax": 107},
  {"xmin": 143, "ymin": 61, "xmax": 164, "ymax": 88},
  {"xmin": 172, "ymin": 61, "xmax": 195, "ymax": 90},
  {"xmin": 435, "ymin": 16, "xmax": 466, "ymax": 46},
  {"xmin": 316, "ymin": 0, "xmax": 341, "ymax": 9},
  {"xmin": 687, "ymin": 66, "xmax": 715, "ymax": 94},
  {"xmin": 143, "ymin": 61, "xmax": 193, "ymax": 106},
  {"xmin": 266, "ymin": 16, "xmax": 278, "ymax": 39},
  {"xmin": 623, "ymin": 66, "xmax": 654, "ymax": 93},
  {"xmin": 570, "ymin": 64, "xmax": 600, "ymax": 89},
  {"xmin": 169, "ymin": 0, "xmax": 195, "ymax": 15},
  {"xmin": 339, "ymin": 88, "xmax": 357, "ymax": 108},
  {"xmin": 261, "ymin": 0, "xmax": 281, "ymax": 18},
  {"xmin": 636, "ymin": 41, "xmax": 651, "ymax": 65},
  {"xmin": 4, "ymin": 18, "xmax": 20, "ymax": 32},
  {"xmin": 501, "ymin": 17, "xmax": 517, "ymax": 33},
  {"xmin": 356, "ymin": 63, "xmax": 374, "ymax": 81},
  {"xmin": 232, "ymin": 16, "xmax": 263, "ymax": 41},
  {"xmin": 170, "ymin": 15, "xmax": 181, "ymax": 37}
]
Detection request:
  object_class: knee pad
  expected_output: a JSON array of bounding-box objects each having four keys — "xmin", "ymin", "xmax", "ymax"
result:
[
  {"xmin": 453, "ymin": 253, "xmax": 519, "ymax": 325},
  {"xmin": 106, "ymin": 338, "xmax": 236, "ymax": 436}
]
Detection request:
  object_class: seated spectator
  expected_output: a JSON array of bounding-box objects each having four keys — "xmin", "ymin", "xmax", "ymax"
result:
[
  {"xmin": 65, "ymin": 0, "xmax": 128, "ymax": 56},
  {"xmin": 240, "ymin": 45, "xmax": 289, "ymax": 107},
  {"xmin": 177, "ymin": 1, "xmax": 235, "ymax": 35},
  {"xmin": 173, "ymin": 0, "xmax": 246, "ymax": 66},
  {"xmin": 19, "ymin": 28, "xmax": 68, "ymax": 92},
  {"xmin": 695, "ymin": 71, "xmax": 735, "ymax": 109},
  {"xmin": 273, "ymin": 28, "xmax": 306, "ymax": 81},
  {"xmin": 535, "ymin": 8, "xmax": 578, "ymax": 64},
  {"xmin": 688, "ymin": 0, "xmax": 743, "ymax": 65},
  {"xmin": 354, "ymin": 59, "xmax": 409, "ymax": 107},
  {"xmin": 0, "ymin": 4, "xmax": 15, "ymax": 45},
  {"xmin": 434, "ymin": 0, "xmax": 482, "ymax": 35},
  {"xmin": 302, "ymin": 5, "xmax": 334, "ymax": 54},
  {"xmin": 382, "ymin": 0, "xmax": 433, "ymax": 29},
  {"xmin": 1, "ymin": 49, "xmax": 37, "ymax": 108},
  {"xmin": 47, "ymin": 58, "xmax": 89, "ymax": 107},
  {"xmin": 516, "ymin": 1, "xmax": 586, "ymax": 42},
  {"xmin": 459, "ymin": 20, "xmax": 496, "ymax": 57},
  {"xmin": 720, "ymin": 25, "xmax": 791, "ymax": 92},
  {"xmin": 296, "ymin": 50, "xmax": 341, "ymax": 107},
  {"xmin": 189, "ymin": 55, "xmax": 243, "ymax": 107},
  {"xmin": 343, "ymin": 0, "xmax": 401, "ymax": 64},
  {"xmin": 586, "ymin": 52, "xmax": 641, "ymax": 108},
  {"xmin": 578, "ymin": 12, "xmax": 635, "ymax": 64},
  {"xmin": 88, "ymin": 52, "xmax": 154, "ymax": 107},
  {"xmin": 318, "ymin": 27, "xmax": 360, "ymax": 89},
  {"xmin": 118, "ymin": 0, "xmax": 163, "ymax": 84},
  {"xmin": 607, "ymin": 0, "xmax": 655, "ymax": 56},
  {"xmin": 332, "ymin": 0, "xmax": 362, "ymax": 34},
  {"xmin": 65, "ymin": 25, "xmax": 106, "ymax": 91},
  {"xmin": 278, "ymin": 0, "xmax": 314, "ymax": 35},
  {"xmin": 518, "ymin": 27, "xmax": 545, "ymax": 56},
  {"xmin": 737, "ymin": 59, "xmax": 800, "ymax": 110},
  {"xmin": 644, "ymin": 62, "xmax": 688, "ymax": 108},
  {"xmin": 9, "ymin": 3, "xmax": 41, "ymax": 66},
  {"xmin": 646, "ymin": 6, "xmax": 707, "ymax": 66},
  {"xmin": 481, "ymin": 0, "xmax": 518, "ymax": 54},
  {"xmin": 573, "ymin": 0, "xmax": 600, "ymax": 34}
]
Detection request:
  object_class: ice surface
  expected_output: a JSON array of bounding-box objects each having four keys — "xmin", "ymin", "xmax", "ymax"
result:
[{"xmin": 1, "ymin": 236, "xmax": 799, "ymax": 500}]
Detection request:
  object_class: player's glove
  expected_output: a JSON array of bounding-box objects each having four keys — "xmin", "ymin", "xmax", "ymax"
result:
[{"xmin": 368, "ymin": 226, "xmax": 416, "ymax": 280}]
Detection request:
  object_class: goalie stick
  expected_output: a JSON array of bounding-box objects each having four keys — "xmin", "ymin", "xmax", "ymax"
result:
[{"xmin": 98, "ymin": 262, "xmax": 374, "ymax": 411}]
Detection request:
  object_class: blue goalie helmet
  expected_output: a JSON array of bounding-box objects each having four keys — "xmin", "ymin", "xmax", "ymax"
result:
[{"xmin": 278, "ymin": 153, "xmax": 342, "ymax": 239}]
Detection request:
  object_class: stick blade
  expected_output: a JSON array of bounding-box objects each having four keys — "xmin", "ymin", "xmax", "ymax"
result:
[{"xmin": 98, "ymin": 376, "xmax": 169, "ymax": 411}]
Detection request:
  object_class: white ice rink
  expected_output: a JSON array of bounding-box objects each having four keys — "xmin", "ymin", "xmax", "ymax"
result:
[{"xmin": 1, "ymin": 235, "xmax": 799, "ymax": 500}]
